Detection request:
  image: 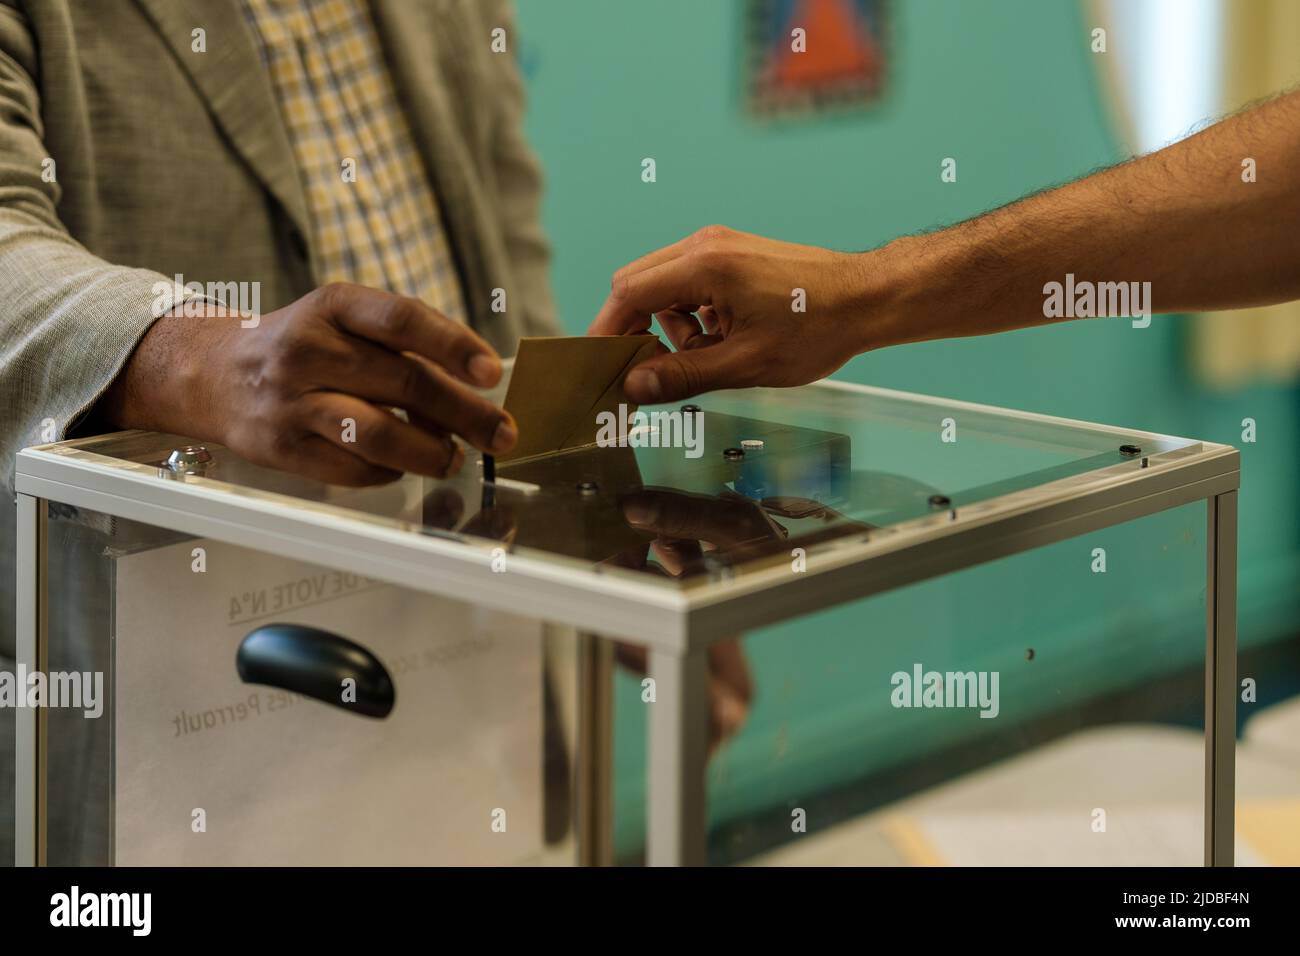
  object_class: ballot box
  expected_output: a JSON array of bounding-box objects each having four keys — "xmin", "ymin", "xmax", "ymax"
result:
[{"xmin": 12, "ymin": 377, "xmax": 1239, "ymax": 866}]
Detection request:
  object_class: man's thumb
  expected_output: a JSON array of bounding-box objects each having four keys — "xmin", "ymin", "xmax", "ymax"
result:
[{"xmin": 623, "ymin": 345, "xmax": 749, "ymax": 403}]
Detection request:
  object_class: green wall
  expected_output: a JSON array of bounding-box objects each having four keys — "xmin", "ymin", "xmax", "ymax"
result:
[{"xmin": 516, "ymin": 0, "xmax": 1300, "ymax": 852}]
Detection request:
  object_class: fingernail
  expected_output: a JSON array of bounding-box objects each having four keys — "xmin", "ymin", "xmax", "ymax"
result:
[
  {"xmin": 468, "ymin": 353, "xmax": 500, "ymax": 386},
  {"xmin": 623, "ymin": 499, "xmax": 660, "ymax": 526},
  {"xmin": 491, "ymin": 418, "xmax": 517, "ymax": 452},
  {"xmin": 626, "ymin": 368, "xmax": 660, "ymax": 402}
]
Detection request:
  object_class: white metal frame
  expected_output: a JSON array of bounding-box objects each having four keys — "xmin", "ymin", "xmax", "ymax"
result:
[{"xmin": 12, "ymin": 380, "xmax": 1240, "ymax": 867}]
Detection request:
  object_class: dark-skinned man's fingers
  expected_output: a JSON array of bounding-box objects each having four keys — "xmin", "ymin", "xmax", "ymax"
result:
[
  {"xmin": 327, "ymin": 345, "xmax": 516, "ymax": 454},
  {"xmin": 314, "ymin": 283, "xmax": 502, "ymax": 388},
  {"xmin": 404, "ymin": 352, "xmax": 517, "ymax": 453},
  {"xmin": 291, "ymin": 434, "xmax": 403, "ymax": 487},
  {"xmin": 623, "ymin": 338, "xmax": 756, "ymax": 403},
  {"xmin": 413, "ymin": 361, "xmax": 517, "ymax": 453},
  {"xmin": 303, "ymin": 392, "xmax": 464, "ymax": 477}
]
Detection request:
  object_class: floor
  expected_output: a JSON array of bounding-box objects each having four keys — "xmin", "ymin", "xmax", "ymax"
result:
[{"xmin": 750, "ymin": 695, "xmax": 1300, "ymax": 866}]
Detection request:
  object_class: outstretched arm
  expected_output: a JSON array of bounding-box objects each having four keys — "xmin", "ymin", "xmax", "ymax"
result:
[{"xmin": 591, "ymin": 89, "xmax": 1300, "ymax": 403}]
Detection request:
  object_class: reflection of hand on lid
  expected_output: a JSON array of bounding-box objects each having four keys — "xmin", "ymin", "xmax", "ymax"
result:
[
  {"xmin": 622, "ymin": 488, "xmax": 787, "ymax": 572},
  {"xmin": 421, "ymin": 486, "xmax": 466, "ymax": 530},
  {"xmin": 420, "ymin": 485, "xmax": 517, "ymax": 545},
  {"xmin": 612, "ymin": 488, "xmax": 873, "ymax": 755},
  {"xmin": 621, "ymin": 488, "xmax": 869, "ymax": 573},
  {"xmin": 615, "ymin": 488, "xmax": 773, "ymax": 756},
  {"xmin": 461, "ymin": 501, "xmax": 518, "ymax": 546}
]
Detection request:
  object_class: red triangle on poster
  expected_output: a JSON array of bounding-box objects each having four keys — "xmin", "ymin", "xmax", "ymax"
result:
[{"xmin": 769, "ymin": 0, "xmax": 882, "ymax": 88}]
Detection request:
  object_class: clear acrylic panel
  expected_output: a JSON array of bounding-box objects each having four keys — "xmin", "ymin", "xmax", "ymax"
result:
[
  {"xmin": 611, "ymin": 502, "xmax": 1208, "ymax": 865},
  {"xmin": 35, "ymin": 380, "xmax": 1200, "ymax": 585},
  {"xmin": 40, "ymin": 503, "xmax": 582, "ymax": 865},
  {"xmin": 17, "ymin": 376, "xmax": 1227, "ymax": 867}
]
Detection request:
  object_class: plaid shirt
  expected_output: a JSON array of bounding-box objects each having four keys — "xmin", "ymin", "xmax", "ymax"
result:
[{"xmin": 240, "ymin": 0, "xmax": 467, "ymax": 323}]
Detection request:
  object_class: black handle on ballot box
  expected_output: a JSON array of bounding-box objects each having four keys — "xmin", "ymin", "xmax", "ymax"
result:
[{"xmin": 236, "ymin": 623, "xmax": 396, "ymax": 718}]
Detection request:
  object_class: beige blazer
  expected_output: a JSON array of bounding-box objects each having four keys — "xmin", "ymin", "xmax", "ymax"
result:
[{"xmin": 0, "ymin": 0, "xmax": 559, "ymax": 489}]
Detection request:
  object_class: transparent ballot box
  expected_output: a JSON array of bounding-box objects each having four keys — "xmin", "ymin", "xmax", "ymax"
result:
[{"xmin": 12, "ymin": 379, "xmax": 1240, "ymax": 866}]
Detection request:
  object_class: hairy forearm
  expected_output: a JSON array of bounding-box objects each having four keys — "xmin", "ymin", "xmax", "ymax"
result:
[{"xmin": 869, "ymin": 88, "xmax": 1300, "ymax": 347}]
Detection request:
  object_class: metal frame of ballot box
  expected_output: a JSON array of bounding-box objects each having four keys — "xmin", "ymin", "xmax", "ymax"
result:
[{"xmin": 13, "ymin": 379, "xmax": 1240, "ymax": 867}]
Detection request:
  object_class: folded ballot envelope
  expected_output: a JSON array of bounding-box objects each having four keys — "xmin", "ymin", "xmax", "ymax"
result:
[
  {"xmin": 498, "ymin": 334, "xmax": 660, "ymax": 463},
  {"xmin": 475, "ymin": 333, "xmax": 867, "ymax": 572}
]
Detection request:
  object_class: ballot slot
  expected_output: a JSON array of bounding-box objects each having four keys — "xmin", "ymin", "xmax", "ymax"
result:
[
  {"xmin": 31, "ymin": 413, "xmax": 924, "ymax": 584},
  {"xmin": 484, "ymin": 410, "xmax": 875, "ymax": 578},
  {"xmin": 31, "ymin": 374, "xmax": 1202, "ymax": 587}
]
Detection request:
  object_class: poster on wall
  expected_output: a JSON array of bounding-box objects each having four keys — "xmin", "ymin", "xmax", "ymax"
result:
[{"xmin": 746, "ymin": 0, "xmax": 889, "ymax": 117}]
